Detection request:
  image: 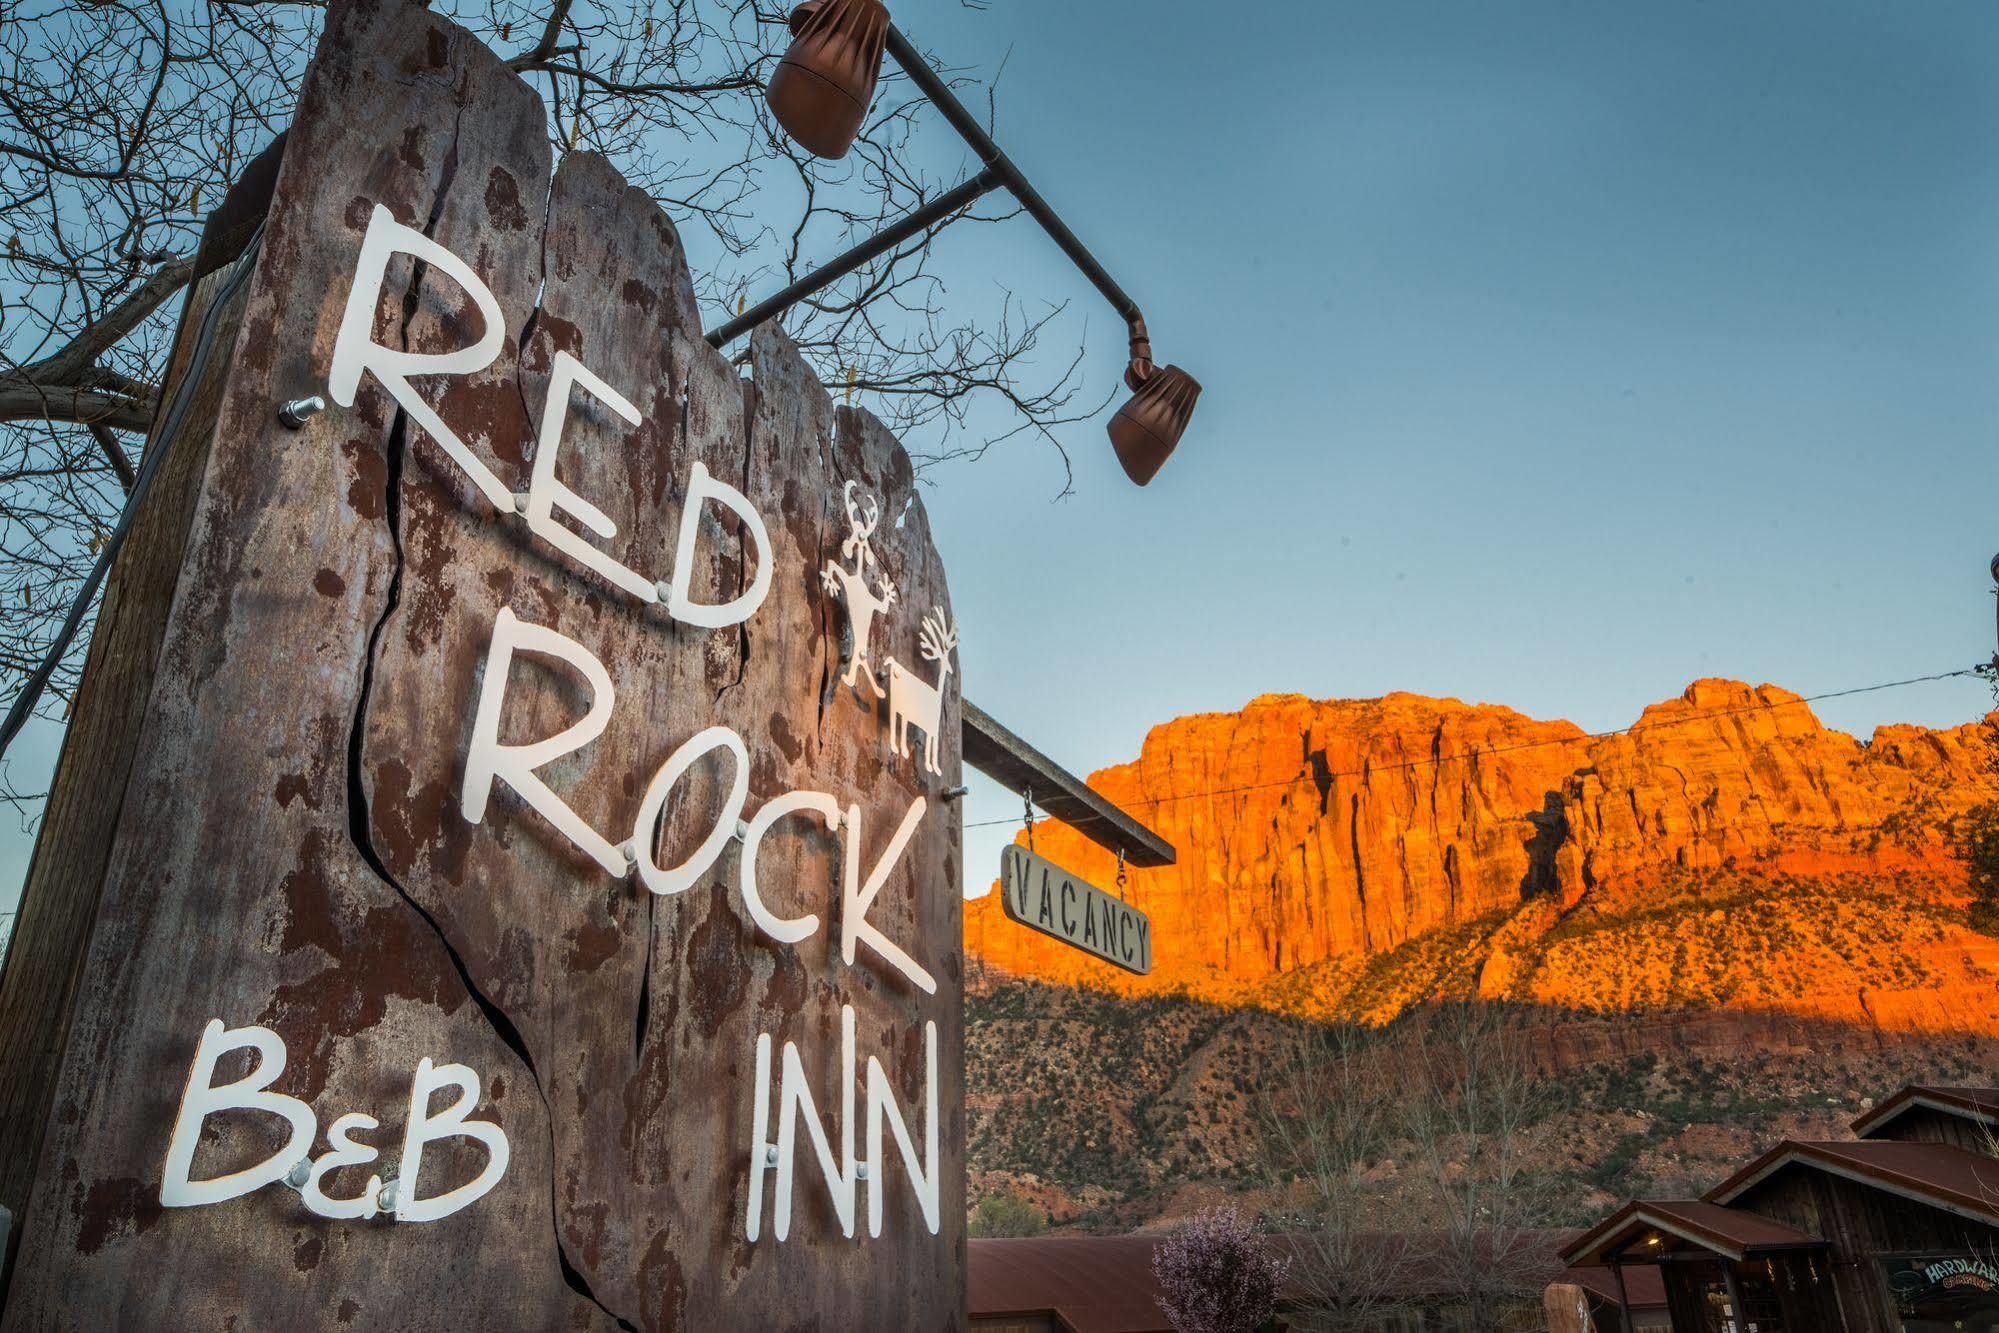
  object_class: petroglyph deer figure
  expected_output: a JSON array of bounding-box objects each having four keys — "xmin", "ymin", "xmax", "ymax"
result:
[
  {"xmin": 819, "ymin": 481, "xmax": 897, "ymax": 698},
  {"xmin": 884, "ymin": 608, "xmax": 958, "ymax": 777}
]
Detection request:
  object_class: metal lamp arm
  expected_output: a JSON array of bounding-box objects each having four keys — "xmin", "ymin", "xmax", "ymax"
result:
[{"xmin": 881, "ymin": 23, "xmax": 1154, "ymax": 378}]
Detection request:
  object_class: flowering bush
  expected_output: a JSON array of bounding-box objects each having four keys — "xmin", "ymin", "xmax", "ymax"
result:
[{"xmin": 1151, "ymin": 1205, "xmax": 1288, "ymax": 1333}]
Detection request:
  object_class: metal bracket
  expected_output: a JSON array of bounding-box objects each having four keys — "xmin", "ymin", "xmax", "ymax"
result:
[{"xmin": 961, "ymin": 699, "xmax": 1175, "ymax": 867}]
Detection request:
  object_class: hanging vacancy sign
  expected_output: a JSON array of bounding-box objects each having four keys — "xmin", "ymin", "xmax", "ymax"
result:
[{"xmin": 999, "ymin": 844, "xmax": 1151, "ymax": 975}]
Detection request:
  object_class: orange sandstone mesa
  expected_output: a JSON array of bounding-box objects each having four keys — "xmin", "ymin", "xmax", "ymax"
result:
[{"xmin": 964, "ymin": 680, "xmax": 1999, "ymax": 1035}]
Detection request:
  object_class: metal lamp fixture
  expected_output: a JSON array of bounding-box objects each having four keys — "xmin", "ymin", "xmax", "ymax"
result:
[
  {"xmin": 731, "ymin": 4, "xmax": 1199, "ymax": 485},
  {"xmin": 766, "ymin": 0, "xmax": 887, "ymax": 160},
  {"xmin": 1108, "ymin": 318, "xmax": 1200, "ymax": 486}
]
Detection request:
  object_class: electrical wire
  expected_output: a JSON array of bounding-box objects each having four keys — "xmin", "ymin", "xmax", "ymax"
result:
[
  {"xmin": 0, "ymin": 224, "xmax": 267, "ymax": 762},
  {"xmin": 960, "ymin": 665, "xmax": 1989, "ymax": 832}
]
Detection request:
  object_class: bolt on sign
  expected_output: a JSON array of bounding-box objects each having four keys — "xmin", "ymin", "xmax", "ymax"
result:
[
  {"xmin": 998, "ymin": 846, "xmax": 1152, "ymax": 976},
  {"xmin": 0, "ymin": 0, "xmax": 963, "ymax": 1326}
]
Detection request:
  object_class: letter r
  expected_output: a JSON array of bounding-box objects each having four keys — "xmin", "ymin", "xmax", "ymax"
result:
[{"xmin": 329, "ymin": 203, "xmax": 513, "ymax": 511}]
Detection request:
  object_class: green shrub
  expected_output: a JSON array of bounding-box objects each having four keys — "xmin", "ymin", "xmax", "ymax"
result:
[
  {"xmin": 1952, "ymin": 800, "xmax": 1999, "ymax": 931},
  {"xmin": 970, "ymin": 1192, "xmax": 1047, "ymax": 1238}
]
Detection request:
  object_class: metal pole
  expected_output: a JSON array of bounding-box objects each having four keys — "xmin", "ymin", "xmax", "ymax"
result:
[
  {"xmin": 705, "ymin": 166, "xmax": 1002, "ymax": 348},
  {"xmin": 1989, "ymin": 552, "xmax": 1999, "ymax": 672},
  {"xmin": 710, "ymin": 23, "xmax": 1155, "ymax": 356},
  {"xmin": 882, "ymin": 24, "xmax": 1144, "ymax": 331}
]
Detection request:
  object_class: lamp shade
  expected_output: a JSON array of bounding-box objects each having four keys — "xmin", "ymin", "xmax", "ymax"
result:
[
  {"xmin": 766, "ymin": 0, "xmax": 889, "ymax": 160},
  {"xmin": 1108, "ymin": 364, "xmax": 1200, "ymax": 486}
]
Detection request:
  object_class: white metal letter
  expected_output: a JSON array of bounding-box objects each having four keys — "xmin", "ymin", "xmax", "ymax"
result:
[
  {"xmin": 745, "ymin": 1032, "xmax": 774, "ymax": 1242},
  {"xmin": 632, "ymin": 725, "xmax": 750, "ymax": 897},
  {"xmin": 866, "ymin": 1019, "xmax": 940, "ymax": 1237},
  {"xmin": 160, "ymin": 1020, "xmax": 317, "ymax": 1209},
  {"xmin": 301, "ymin": 1112, "xmax": 383, "ymax": 1220},
  {"xmin": 525, "ymin": 351, "xmax": 656, "ymax": 602},
  {"xmin": 841, "ymin": 796, "xmax": 935, "ymax": 993},
  {"xmin": 328, "ymin": 203, "xmax": 513, "ymax": 511},
  {"xmin": 739, "ymin": 789, "xmax": 837, "ymax": 943},
  {"xmin": 460, "ymin": 607, "xmax": 624, "ymax": 876},
  {"xmin": 665, "ymin": 460, "xmax": 774, "ymax": 628},
  {"xmin": 394, "ymin": 1058, "xmax": 511, "ymax": 1223}
]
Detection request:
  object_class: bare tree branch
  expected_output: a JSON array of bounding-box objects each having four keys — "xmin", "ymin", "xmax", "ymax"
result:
[
  {"xmin": 0, "ymin": 383, "xmax": 154, "ymax": 432},
  {"xmin": 85, "ymin": 424, "xmax": 136, "ymax": 493},
  {"xmin": 0, "ymin": 0, "xmax": 1096, "ymax": 764},
  {"xmin": 39, "ymin": 253, "xmax": 195, "ymax": 382}
]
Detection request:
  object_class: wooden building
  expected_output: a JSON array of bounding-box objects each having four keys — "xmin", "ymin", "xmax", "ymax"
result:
[
  {"xmin": 1561, "ymin": 1084, "xmax": 1999, "ymax": 1332},
  {"xmin": 968, "ymin": 1237, "xmax": 1173, "ymax": 1333},
  {"xmin": 1546, "ymin": 1265, "xmax": 1670, "ymax": 1333}
]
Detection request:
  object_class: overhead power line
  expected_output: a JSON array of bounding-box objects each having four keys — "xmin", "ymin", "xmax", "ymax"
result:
[{"xmin": 961, "ymin": 665, "xmax": 1992, "ymax": 833}]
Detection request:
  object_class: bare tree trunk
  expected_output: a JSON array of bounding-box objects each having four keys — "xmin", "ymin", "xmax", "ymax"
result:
[
  {"xmin": 1257, "ymin": 1018, "xmax": 1421, "ymax": 1332},
  {"xmin": 1395, "ymin": 1003, "xmax": 1560, "ymax": 1333}
]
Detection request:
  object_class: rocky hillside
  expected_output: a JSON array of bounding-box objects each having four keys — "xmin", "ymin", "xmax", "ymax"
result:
[
  {"xmin": 962, "ymin": 680, "xmax": 1999, "ymax": 1231},
  {"xmin": 965, "ymin": 679, "xmax": 1999, "ymax": 1033},
  {"xmin": 965, "ymin": 976, "xmax": 1999, "ymax": 1233}
]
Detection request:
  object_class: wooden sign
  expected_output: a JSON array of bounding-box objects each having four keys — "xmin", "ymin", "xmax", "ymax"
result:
[
  {"xmin": 999, "ymin": 845, "xmax": 1152, "ymax": 975},
  {"xmin": 0, "ymin": 0, "xmax": 963, "ymax": 1326}
]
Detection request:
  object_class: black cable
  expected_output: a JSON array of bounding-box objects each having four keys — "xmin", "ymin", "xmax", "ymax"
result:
[
  {"xmin": 0, "ymin": 223, "xmax": 267, "ymax": 761},
  {"xmin": 960, "ymin": 666, "xmax": 1985, "ymax": 831}
]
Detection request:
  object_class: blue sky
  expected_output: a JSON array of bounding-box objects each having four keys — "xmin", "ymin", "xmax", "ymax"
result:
[
  {"xmin": 906, "ymin": 0, "xmax": 1999, "ymax": 879},
  {"xmin": 6, "ymin": 0, "xmax": 1999, "ymax": 911}
]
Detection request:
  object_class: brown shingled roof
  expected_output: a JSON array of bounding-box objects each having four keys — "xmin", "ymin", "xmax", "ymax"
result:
[
  {"xmin": 969, "ymin": 1236, "xmax": 1171, "ymax": 1333},
  {"xmin": 1708, "ymin": 1138, "xmax": 1999, "ymax": 1225},
  {"xmin": 1852, "ymin": 1085, "xmax": 1999, "ymax": 1139},
  {"xmin": 1560, "ymin": 1200, "xmax": 1823, "ymax": 1266},
  {"xmin": 1565, "ymin": 1263, "xmax": 1667, "ymax": 1311}
]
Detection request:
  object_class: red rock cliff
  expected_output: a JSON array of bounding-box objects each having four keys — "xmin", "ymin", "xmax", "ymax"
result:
[{"xmin": 963, "ymin": 681, "xmax": 1999, "ymax": 1027}]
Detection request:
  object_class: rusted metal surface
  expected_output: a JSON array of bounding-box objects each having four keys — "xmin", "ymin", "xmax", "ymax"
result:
[{"xmin": 0, "ymin": 0, "xmax": 963, "ymax": 1325}]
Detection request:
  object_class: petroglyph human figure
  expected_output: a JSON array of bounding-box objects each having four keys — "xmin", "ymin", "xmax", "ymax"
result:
[{"xmin": 820, "ymin": 481, "xmax": 897, "ymax": 698}]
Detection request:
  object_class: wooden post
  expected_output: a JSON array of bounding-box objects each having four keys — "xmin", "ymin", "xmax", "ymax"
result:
[
  {"xmin": 0, "ymin": 149, "xmax": 276, "ymax": 1272},
  {"xmin": 1721, "ymin": 1261, "xmax": 1748, "ymax": 1333},
  {"xmin": 0, "ymin": 0, "xmax": 964, "ymax": 1325}
]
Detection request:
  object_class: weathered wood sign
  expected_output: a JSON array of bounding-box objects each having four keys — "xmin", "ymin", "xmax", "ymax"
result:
[
  {"xmin": 998, "ymin": 846, "xmax": 1152, "ymax": 976},
  {"xmin": 0, "ymin": 0, "xmax": 964, "ymax": 1326}
]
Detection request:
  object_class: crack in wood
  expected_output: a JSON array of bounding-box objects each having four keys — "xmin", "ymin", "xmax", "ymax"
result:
[{"xmin": 338, "ymin": 139, "xmax": 638, "ymax": 1330}]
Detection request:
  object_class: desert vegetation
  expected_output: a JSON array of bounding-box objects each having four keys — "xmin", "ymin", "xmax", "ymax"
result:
[{"xmin": 965, "ymin": 972, "xmax": 1999, "ymax": 1236}]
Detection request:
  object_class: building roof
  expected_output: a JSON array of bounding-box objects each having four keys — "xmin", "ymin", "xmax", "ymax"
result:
[
  {"xmin": 1708, "ymin": 1138, "xmax": 1999, "ymax": 1226},
  {"xmin": 1565, "ymin": 1263, "xmax": 1668, "ymax": 1311},
  {"xmin": 1852, "ymin": 1085, "xmax": 1999, "ymax": 1140},
  {"xmin": 969, "ymin": 1236, "xmax": 1171, "ymax": 1333},
  {"xmin": 1560, "ymin": 1200, "xmax": 1823, "ymax": 1267}
]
